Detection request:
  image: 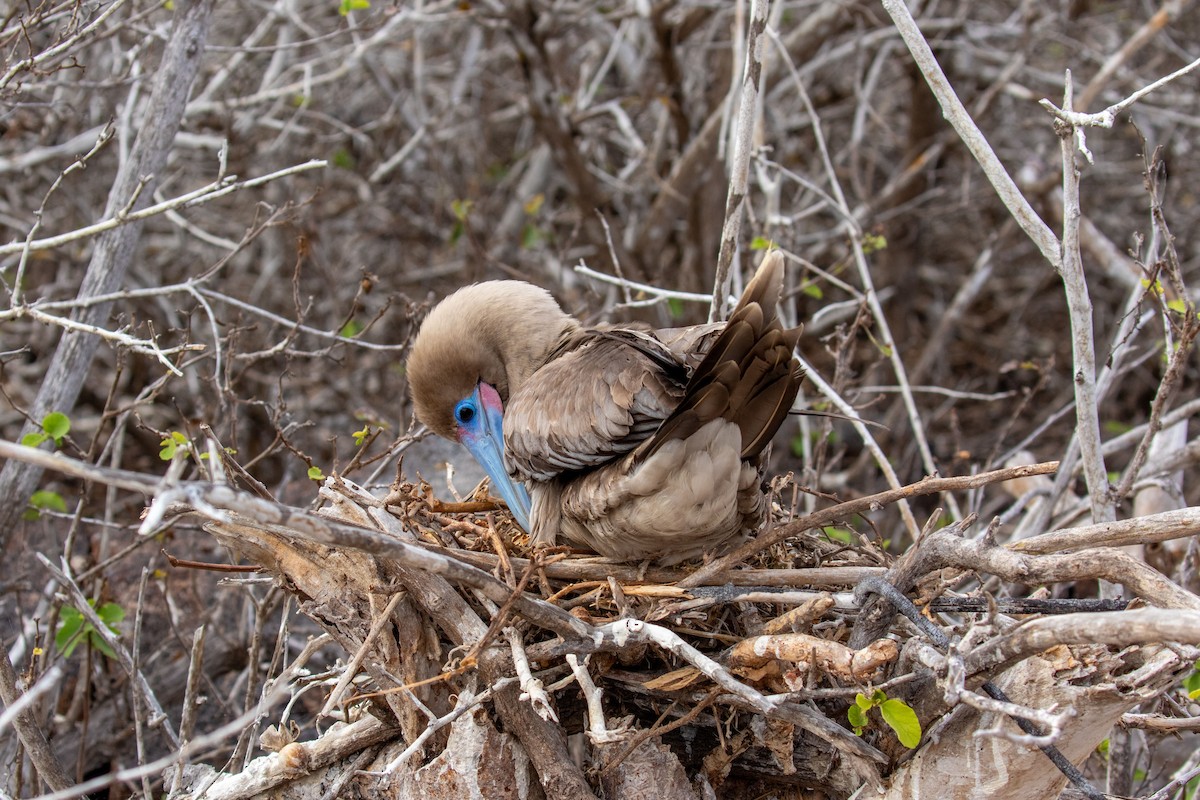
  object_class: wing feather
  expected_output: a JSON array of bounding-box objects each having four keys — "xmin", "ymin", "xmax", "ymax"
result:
[{"xmin": 504, "ymin": 329, "xmax": 688, "ymax": 481}]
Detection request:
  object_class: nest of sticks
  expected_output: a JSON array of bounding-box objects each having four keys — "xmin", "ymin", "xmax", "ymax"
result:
[{"xmin": 160, "ymin": 456, "xmax": 1200, "ymax": 800}]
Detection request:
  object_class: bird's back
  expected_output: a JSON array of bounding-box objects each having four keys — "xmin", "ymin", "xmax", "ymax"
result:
[{"xmin": 509, "ymin": 252, "xmax": 804, "ymax": 562}]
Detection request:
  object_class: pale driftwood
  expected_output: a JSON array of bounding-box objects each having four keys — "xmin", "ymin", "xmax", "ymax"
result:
[
  {"xmin": 728, "ymin": 633, "xmax": 898, "ymax": 683},
  {"xmin": 4, "ymin": 421, "xmax": 1199, "ymax": 798},
  {"xmin": 881, "ymin": 646, "xmax": 1184, "ymax": 800},
  {"xmin": 173, "ymin": 716, "xmax": 395, "ymax": 800},
  {"xmin": 1013, "ymin": 505, "xmax": 1200, "ymax": 555},
  {"xmin": 918, "ymin": 529, "xmax": 1200, "ymax": 611}
]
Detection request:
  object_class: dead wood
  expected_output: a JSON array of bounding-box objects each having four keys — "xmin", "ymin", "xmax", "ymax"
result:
[{"xmin": 125, "ymin": 466, "xmax": 1199, "ymax": 799}]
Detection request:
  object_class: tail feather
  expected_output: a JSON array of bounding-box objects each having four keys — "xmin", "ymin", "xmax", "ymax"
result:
[{"xmin": 644, "ymin": 251, "xmax": 804, "ymax": 462}]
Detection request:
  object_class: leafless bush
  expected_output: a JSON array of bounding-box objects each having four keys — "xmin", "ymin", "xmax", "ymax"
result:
[{"xmin": 1, "ymin": 1, "xmax": 1198, "ymax": 798}]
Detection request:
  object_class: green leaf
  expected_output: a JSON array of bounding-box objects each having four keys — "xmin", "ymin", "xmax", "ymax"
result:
[
  {"xmin": 520, "ymin": 223, "xmax": 543, "ymax": 249},
  {"xmin": 1181, "ymin": 662, "xmax": 1200, "ymax": 694},
  {"xmin": 160, "ymin": 431, "xmax": 190, "ymax": 460},
  {"xmin": 1095, "ymin": 738, "xmax": 1110, "ymax": 758},
  {"xmin": 352, "ymin": 425, "xmax": 371, "ymax": 446},
  {"xmin": 822, "ymin": 526, "xmax": 854, "ymax": 544},
  {"xmin": 750, "ymin": 236, "xmax": 775, "ymax": 251},
  {"xmin": 42, "ymin": 412, "xmax": 70, "ymax": 444},
  {"xmin": 25, "ymin": 490, "xmax": 67, "ymax": 521},
  {"xmin": 802, "ymin": 283, "xmax": 824, "ymax": 300},
  {"xmin": 56, "ymin": 609, "xmax": 85, "ymax": 658},
  {"xmin": 339, "ymin": 319, "xmax": 363, "ymax": 338},
  {"xmin": 88, "ymin": 632, "xmax": 117, "ymax": 660},
  {"xmin": 667, "ymin": 297, "xmax": 684, "ymax": 320},
  {"xmin": 331, "ymin": 148, "xmax": 356, "ymax": 170},
  {"xmin": 847, "ymin": 704, "xmax": 868, "ymax": 730},
  {"xmin": 56, "ymin": 600, "xmax": 124, "ymax": 660},
  {"xmin": 451, "ymin": 198, "xmax": 473, "ymax": 222},
  {"xmin": 1167, "ymin": 298, "xmax": 1188, "ymax": 314},
  {"xmin": 21, "ymin": 431, "xmax": 48, "ymax": 447},
  {"xmin": 861, "ymin": 233, "xmax": 888, "ymax": 254},
  {"xmin": 308, "ymin": 466, "xmax": 325, "ymax": 481},
  {"xmin": 880, "ymin": 698, "xmax": 922, "ymax": 748},
  {"xmin": 97, "ymin": 602, "xmax": 126, "ymax": 627},
  {"xmin": 854, "ymin": 692, "xmax": 874, "ymax": 710},
  {"xmin": 338, "ymin": 0, "xmax": 369, "ymax": 15}
]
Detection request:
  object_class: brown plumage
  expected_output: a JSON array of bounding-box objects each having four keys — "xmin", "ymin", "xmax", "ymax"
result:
[{"xmin": 406, "ymin": 251, "xmax": 804, "ymax": 563}]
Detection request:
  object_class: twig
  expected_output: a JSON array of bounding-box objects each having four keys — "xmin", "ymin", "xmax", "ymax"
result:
[
  {"xmin": 1054, "ymin": 70, "xmax": 1113, "ymax": 525},
  {"xmin": 917, "ymin": 527, "xmax": 1200, "ymax": 610},
  {"xmin": 0, "ymin": 439, "xmax": 162, "ymax": 494},
  {"xmin": 37, "ymin": 554, "xmax": 181, "ymax": 749},
  {"xmin": 601, "ymin": 690, "xmax": 720, "ymax": 774},
  {"xmin": 0, "ymin": 0, "xmax": 134, "ymax": 90},
  {"xmin": 680, "ymin": 461, "xmax": 1060, "ymax": 588},
  {"xmin": 0, "ymin": 160, "xmax": 327, "ymax": 258},
  {"xmin": 3, "ymin": 306, "xmax": 201, "ymax": 376},
  {"xmin": 377, "ymin": 682, "xmax": 504, "ymax": 774},
  {"xmin": 767, "ymin": 26, "xmax": 951, "ymax": 529},
  {"xmin": 573, "ymin": 262, "xmax": 714, "ymax": 308},
  {"xmin": 964, "ymin": 688, "xmax": 1070, "ymax": 748},
  {"xmin": 0, "ymin": 0, "xmax": 216, "ymax": 552},
  {"xmin": 858, "ymin": 577, "xmax": 1107, "ymax": 800},
  {"xmin": 11, "ymin": 125, "xmax": 115, "ymax": 307},
  {"xmin": 319, "ymin": 592, "xmax": 406, "ymax": 718},
  {"xmin": 169, "ymin": 624, "xmax": 208, "ymax": 795},
  {"xmin": 879, "ymin": 0, "xmax": 1061, "ymax": 270},
  {"xmin": 792, "ymin": 351, "xmax": 920, "ymax": 539},
  {"xmin": 0, "ymin": 652, "xmax": 70, "ymax": 792},
  {"xmin": 41, "ymin": 633, "xmax": 337, "ymax": 800},
  {"xmin": 506, "ymin": 627, "xmax": 556, "ymax": 723},
  {"xmin": 1012, "ymin": 507, "xmax": 1200, "ymax": 554},
  {"xmin": 1044, "ymin": 53, "xmax": 1200, "ymax": 130},
  {"xmin": 710, "ymin": 0, "xmax": 770, "ymax": 321},
  {"xmin": 963, "ymin": 608, "xmax": 1200, "ymax": 679},
  {"xmin": 1076, "ymin": 0, "xmax": 1196, "ymax": 111},
  {"xmin": 566, "ymin": 654, "xmax": 614, "ymax": 742},
  {"xmin": 140, "ymin": 481, "xmax": 594, "ymax": 642}
]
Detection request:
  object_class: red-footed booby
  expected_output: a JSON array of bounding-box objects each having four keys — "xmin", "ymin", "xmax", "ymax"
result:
[{"xmin": 406, "ymin": 251, "xmax": 803, "ymax": 564}]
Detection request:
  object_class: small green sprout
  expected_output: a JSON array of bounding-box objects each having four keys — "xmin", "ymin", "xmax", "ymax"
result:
[
  {"xmin": 24, "ymin": 490, "xmax": 67, "ymax": 521},
  {"xmin": 57, "ymin": 600, "xmax": 125, "ymax": 660},
  {"xmin": 21, "ymin": 411, "xmax": 71, "ymax": 449},
  {"xmin": 849, "ymin": 689, "xmax": 922, "ymax": 748}
]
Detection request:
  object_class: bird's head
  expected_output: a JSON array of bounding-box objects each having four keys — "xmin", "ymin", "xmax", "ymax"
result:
[{"xmin": 406, "ymin": 280, "xmax": 579, "ymax": 531}]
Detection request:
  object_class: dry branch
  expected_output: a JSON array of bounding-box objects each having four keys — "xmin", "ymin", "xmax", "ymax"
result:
[
  {"xmin": 3, "ymin": 2, "xmax": 1199, "ymax": 798},
  {"xmin": 681, "ymin": 461, "xmax": 1060, "ymax": 588},
  {"xmin": 0, "ymin": 0, "xmax": 216, "ymax": 550}
]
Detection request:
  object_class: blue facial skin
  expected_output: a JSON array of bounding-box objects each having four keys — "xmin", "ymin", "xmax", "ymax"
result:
[{"xmin": 454, "ymin": 382, "xmax": 533, "ymax": 533}]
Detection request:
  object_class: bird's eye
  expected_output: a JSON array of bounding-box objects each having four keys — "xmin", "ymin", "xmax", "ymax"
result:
[{"xmin": 454, "ymin": 401, "xmax": 476, "ymax": 425}]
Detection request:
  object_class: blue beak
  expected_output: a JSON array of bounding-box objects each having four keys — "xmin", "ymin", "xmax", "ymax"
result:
[{"xmin": 456, "ymin": 383, "xmax": 532, "ymax": 533}]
